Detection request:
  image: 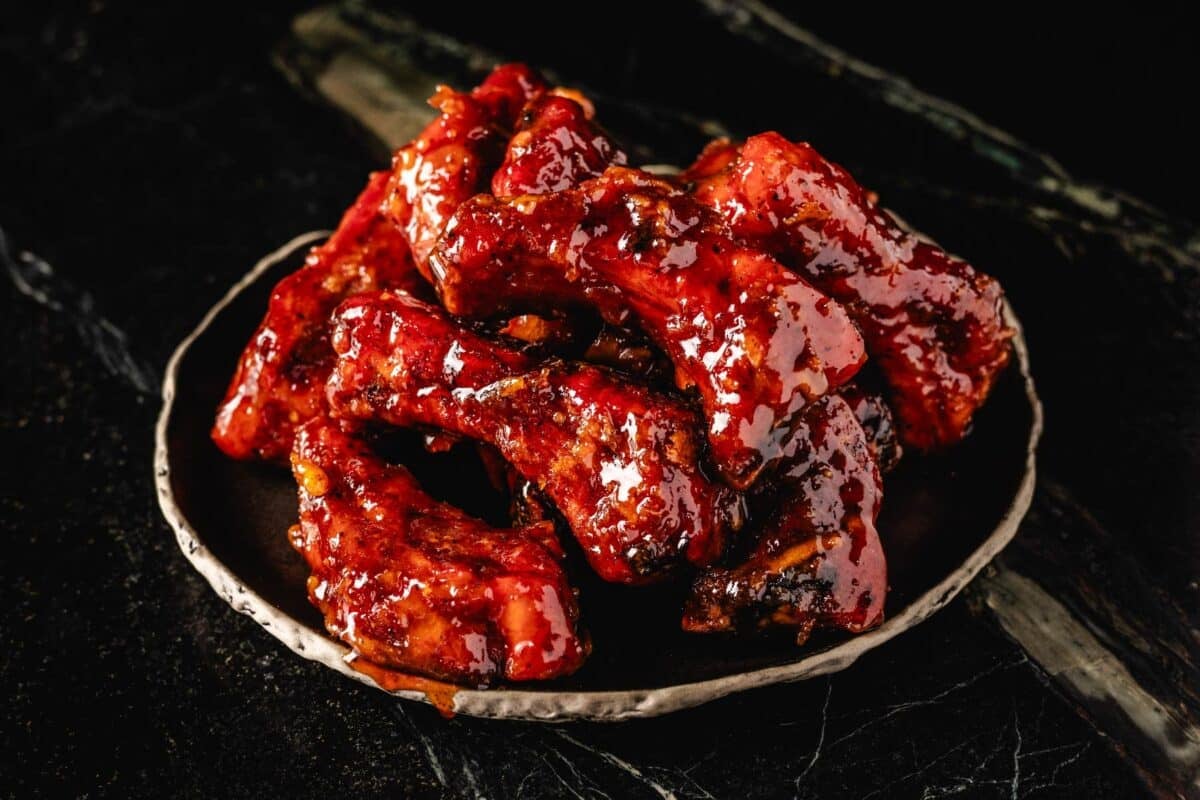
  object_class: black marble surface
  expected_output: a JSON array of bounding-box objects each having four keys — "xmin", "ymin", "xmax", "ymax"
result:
[{"xmin": 2, "ymin": 3, "xmax": 1197, "ymax": 798}]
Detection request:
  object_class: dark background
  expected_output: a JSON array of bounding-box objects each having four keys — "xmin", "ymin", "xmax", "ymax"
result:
[
  {"xmin": 2, "ymin": 3, "xmax": 1196, "ymax": 798},
  {"xmin": 396, "ymin": 4, "xmax": 1197, "ymax": 223},
  {"xmin": 6, "ymin": 4, "xmax": 1197, "ymax": 223}
]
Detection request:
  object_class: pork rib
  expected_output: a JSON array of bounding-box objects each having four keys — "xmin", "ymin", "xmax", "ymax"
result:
[
  {"xmin": 212, "ymin": 170, "xmax": 419, "ymax": 461},
  {"xmin": 383, "ymin": 63, "xmax": 546, "ymax": 279},
  {"xmin": 683, "ymin": 133, "xmax": 1012, "ymax": 449},
  {"xmin": 683, "ymin": 394, "xmax": 886, "ymax": 642},
  {"xmin": 290, "ymin": 417, "xmax": 587, "ymax": 683},
  {"xmin": 491, "ymin": 92, "xmax": 626, "ymax": 197},
  {"xmin": 326, "ymin": 291, "xmax": 743, "ymax": 583}
]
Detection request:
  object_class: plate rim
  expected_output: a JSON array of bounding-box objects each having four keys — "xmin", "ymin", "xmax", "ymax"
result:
[{"xmin": 154, "ymin": 230, "xmax": 1043, "ymax": 722}]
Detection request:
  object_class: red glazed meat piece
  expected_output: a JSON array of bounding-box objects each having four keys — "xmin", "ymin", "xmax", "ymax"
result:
[
  {"xmin": 289, "ymin": 418, "xmax": 587, "ymax": 684},
  {"xmin": 211, "ymin": 170, "xmax": 420, "ymax": 461},
  {"xmin": 683, "ymin": 394, "xmax": 887, "ymax": 642},
  {"xmin": 430, "ymin": 167, "xmax": 867, "ymax": 489},
  {"xmin": 491, "ymin": 93, "xmax": 626, "ymax": 197},
  {"xmin": 683, "ymin": 132, "xmax": 1012, "ymax": 450},
  {"xmin": 382, "ymin": 63, "xmax": 546, "ymax": 279},
  {"xmin": 326, "ymin": 292, "xmax": 743, "ymax": 584}
]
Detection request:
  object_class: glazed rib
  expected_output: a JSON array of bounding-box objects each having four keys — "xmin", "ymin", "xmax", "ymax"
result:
[
  {"xmin": 383, "ymin": 63, "xmax": 546, "ymax": 279},
  {"xmin": 683, "ymin": 133, "xmax": 1012, "ymax": 449},
  {"xmin": 212, "ymin": 170, "xmax": 420, "ymax": 461},
  {"xmin": 491, "ymin": 92, "xmax": 626, "ymax": 197},
  {"xmin": 430, "ymin": 167, "xmax": 867, "ymax": 488},
  {"xmin": 326, "ymin": 291, "xmax": 743, "ymax": 583},
  {"xmin": 683, "ymin": 394, "xmax": 886, "ymax": 642},
  {"xmin": 290, "ymin": 418, "xmax": 587, "ymax": 684}
]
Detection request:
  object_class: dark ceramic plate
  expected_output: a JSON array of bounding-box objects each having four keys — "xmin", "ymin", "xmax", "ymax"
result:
[{"xmin": 155, "ymin": 231, "xmax": 1041, "ymax": 721}]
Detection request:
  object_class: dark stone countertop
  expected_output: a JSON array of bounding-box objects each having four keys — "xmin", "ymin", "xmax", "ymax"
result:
[{"xmin": 2, "ymin": 3, "xmax": 1197, "ymax": 798}]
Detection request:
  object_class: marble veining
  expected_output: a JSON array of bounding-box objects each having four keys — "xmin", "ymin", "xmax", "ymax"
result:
[{"xmin": 1, "ymin": 227, "xmax": 158, "ymax": 395}]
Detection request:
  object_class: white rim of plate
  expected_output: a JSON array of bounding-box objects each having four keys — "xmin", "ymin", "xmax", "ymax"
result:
[{"xmin": 154, "ymin": 229, "xmax": 1042, "ymax": 722}]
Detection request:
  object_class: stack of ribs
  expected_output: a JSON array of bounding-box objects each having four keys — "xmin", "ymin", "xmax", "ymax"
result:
[{"xmin": 212, "ymin": 64, "xmax": 1011, "ymax": 685}]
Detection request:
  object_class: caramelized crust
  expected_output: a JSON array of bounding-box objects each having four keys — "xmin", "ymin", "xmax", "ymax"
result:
[
  {"xmin": 326, "ymin": 292, "xmax": 743, "ymax": 584},
  {"xmin": 430, "ymin": 167, "xmax": 867, "ymax": 488},
  {"xmin": 684, "ymin": 394, "xmax": 886, "ymax": 642},
  {"xmin": 495, "ymin": 92, "xmax": 670, "ymax": 382},
  {"xmin": 212, "ymin": 171, "xmax": 419, "ymax": 461},
  {"xmin": 290, "ymin": 418, "xmax": 587, "ymax": 684},
  {"xmin": 683, "ymin": 132, "xmax": 1012, "ymax": 450},
  {"xmin": 840, "ymin": 384, "xmax": 903, "ymax": 473}
]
